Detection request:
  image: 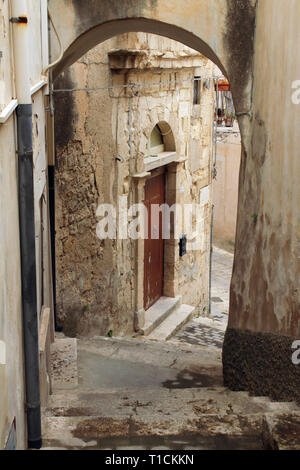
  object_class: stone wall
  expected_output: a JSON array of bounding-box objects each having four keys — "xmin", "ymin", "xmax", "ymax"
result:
[{"xmin": 55, "ymin": 33, "xmax": 214, "ymax": 337}]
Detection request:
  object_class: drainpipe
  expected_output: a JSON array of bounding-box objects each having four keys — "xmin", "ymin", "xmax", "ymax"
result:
[{"xmin": 11, "ymin": 0, "xmax": 42, "ymax": 449}]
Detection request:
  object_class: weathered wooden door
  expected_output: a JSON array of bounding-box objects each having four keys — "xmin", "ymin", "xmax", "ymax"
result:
[{"xmin": 144, "ymin": 171, "xmax": 165, "ymax": 311}]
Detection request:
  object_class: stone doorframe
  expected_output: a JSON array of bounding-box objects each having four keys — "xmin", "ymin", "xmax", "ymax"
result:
[{"xmin": 132, "ymin": 157, "xmax": 187, "ymax": 331}]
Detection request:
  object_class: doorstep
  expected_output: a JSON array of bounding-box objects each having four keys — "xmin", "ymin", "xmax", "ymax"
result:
[
  {"xmin": 141, "ymin": 296, "xmax": 182, "ymax": 336},
  {"xmin": 147, "ymin": 303, "xmax": 195, "ymax": 341}
]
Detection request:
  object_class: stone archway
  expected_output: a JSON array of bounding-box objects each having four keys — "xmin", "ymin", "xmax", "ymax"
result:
[
  {"xmin": 48, "ymin": 0, "xmax": 300, "ymax": 402},
  {"xmin": 49, "ymin": 0, "xmax": 256, "ymax": 114}
]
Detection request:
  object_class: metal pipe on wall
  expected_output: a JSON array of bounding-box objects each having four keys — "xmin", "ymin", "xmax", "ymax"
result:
[{"xmin": 11, "ymin": 0, "xmax": 42, "ymax": 449}]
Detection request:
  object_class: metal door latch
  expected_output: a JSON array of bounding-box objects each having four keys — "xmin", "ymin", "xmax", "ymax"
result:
[{"xmin": 10, "ymin": 16, "xmax": 28, "ymax": 24}]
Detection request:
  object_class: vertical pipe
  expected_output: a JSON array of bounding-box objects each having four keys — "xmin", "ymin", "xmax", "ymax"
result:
[{"xmin": 11, "ymin": 0, "xmax": 42, "ymax": 449}]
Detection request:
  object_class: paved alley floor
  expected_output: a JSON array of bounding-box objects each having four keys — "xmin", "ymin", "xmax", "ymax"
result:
[
  {"xmin": 172, "ymin": 246, "xmax": 233, "ymax": 349},
  {"xmin": 42, "ymin": 247, "xmax": 300, "ymax": 451},
  {"xmin": 43, "ymin": 335, "xmax": 300, "ymax": 450}
]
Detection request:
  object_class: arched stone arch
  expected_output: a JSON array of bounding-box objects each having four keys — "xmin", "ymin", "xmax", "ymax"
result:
[{"xmin": 49, "ymin": 0, "xmax": 257, "ymax": 114}]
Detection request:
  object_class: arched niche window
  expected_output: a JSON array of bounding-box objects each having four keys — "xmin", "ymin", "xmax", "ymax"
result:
[
  {"xmin": 148, "ymin": 124, "xmax": 164, "ymax": 155},
  {"xmin": 146, "ymin": 122, "xmax": 176, "ymax": 157}
]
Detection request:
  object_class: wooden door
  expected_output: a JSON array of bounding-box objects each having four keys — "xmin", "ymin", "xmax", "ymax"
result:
[{"xmin": 144, "ymin": 171, "xmax": 165, "ymax": 311}]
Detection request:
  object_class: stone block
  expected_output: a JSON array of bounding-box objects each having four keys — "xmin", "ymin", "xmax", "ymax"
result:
[{"xmin": 134, "ymin": 309, "xmax": 145, "ymax": 331}]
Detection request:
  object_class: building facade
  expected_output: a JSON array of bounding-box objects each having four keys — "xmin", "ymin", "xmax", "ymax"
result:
[{"xmin": 54, "ymin": 33, "xmax": 214, "ymax": 337}]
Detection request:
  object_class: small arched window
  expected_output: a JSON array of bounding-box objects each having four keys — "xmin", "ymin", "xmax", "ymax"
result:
[
  {"xmin": 147, "ymin": 124, "xmax": 164, "ymax": 156},
  {"xmin": 146, "ymin": 122, "xmax": 175, "ymax": 157}
]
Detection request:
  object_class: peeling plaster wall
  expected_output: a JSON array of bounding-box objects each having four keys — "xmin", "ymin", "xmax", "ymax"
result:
[
  {"xmin": 223, "ymin": 0, "xmax": 300, "ymax": 402},
  {"xmin": 55, "ymin": 33, "xmax": 214, "ymax": 337},
  {"xmin": 229, "ymin": 0, "xmax": 300, "ymax": 337}
]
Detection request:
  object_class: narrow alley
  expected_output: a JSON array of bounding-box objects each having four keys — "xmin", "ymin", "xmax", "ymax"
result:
[
  {"xmin": 1, "ymin": 0, "xmax": 300, "ymax": 453},
  {"xmin": 42, "ymin": 248, "xmax": 299, "ymax": 451}
]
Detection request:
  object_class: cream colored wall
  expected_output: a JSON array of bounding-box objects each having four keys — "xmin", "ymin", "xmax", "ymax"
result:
[
  {"xmin": 0, "ymin": 1, "xmax": 25, "ymax": 450},
  {"xmin": 0, "ymin": 115, "xmax": 26, "ymax": 450},
  {"xmin": 0, "ymin": 0, "xmax": 50, "ymax": 449},
  {"xmin": 213, "ymin": 131, "xmax": 241, "ymax": 252},
  {"xmin": 32, "ymin": 90, "xmax": 50, "ymax": 318},
  {"xmin": 0, "ymin": 0, "xmax": 15, "ymax": 112}
]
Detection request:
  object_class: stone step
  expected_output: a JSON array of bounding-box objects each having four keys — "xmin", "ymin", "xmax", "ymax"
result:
[
  {"xmin": 42, "ymin": 412, "xmax": 300, "ymax": 450},
  {"xmin": 141, "ymin": 296, "xmax": 182, "ymax": 336},
  {"xmin": 46, "ymin": 383, "xmax": 300, "ymax": 422},
  {"xmin": 45, "ymin": 389, "xmax": 298, "ymax": 419},
  {"xmin": 43, "ymin": 334, "xmax": 300, "ymax": 450},
  {"xmin": 262, "ymin": 412, "xmax": 300, "ymax": 450},
  {"xmin": 147, "ymin": 304, "xmax": 195, "ymax": 341},
  {"xmin": 41, "ymin": 412, "xmax": 264, "ymax": 450},
  {"xmin": 51, "ymin": 337, "xmax": 78, "ymax": 390},
  {"xmin": 251, "ymin": 396, "xmax": 298, "ymax": 413}
]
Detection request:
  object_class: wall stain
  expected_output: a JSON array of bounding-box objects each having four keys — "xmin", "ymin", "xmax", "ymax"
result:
[
  {"xmin": 54, "ymin": 69, "xmax": 77, "ymax": 150},
  {"xmin": 72, "ymin": 0, "xmax": 159, "ymax": 35},
  {"xmin": 224, "ymin": 0, "xmax": 256, "ymax": 108}
]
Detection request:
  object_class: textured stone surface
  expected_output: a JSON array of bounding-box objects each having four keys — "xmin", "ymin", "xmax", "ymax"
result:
[
  {"xmin": 51, "ymin": 337, "xmax": 78, "ymax": 388},
  {"xmin": 262, "ymin": 413, "xmax": 300, "ymax": 450},
  {"xmin": 223, "ymin": 328, "xmax": 300, "ymax": 404}
]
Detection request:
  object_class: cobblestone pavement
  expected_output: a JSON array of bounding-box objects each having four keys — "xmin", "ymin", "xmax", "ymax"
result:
[
  {"xmin": 172, "ymin": 246, "xmax": 233, "ymax": 349},
  {"xmin": 172, "ymin": 323, "xmax": 225, "ymax": 350}
]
